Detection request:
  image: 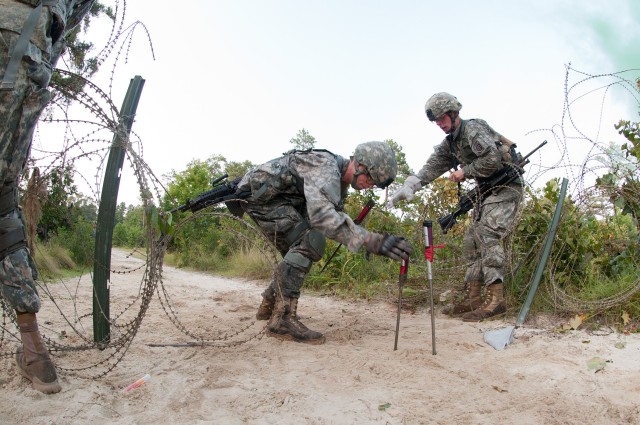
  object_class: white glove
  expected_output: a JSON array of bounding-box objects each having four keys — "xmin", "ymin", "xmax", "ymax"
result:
[{"xmin": 386, "ymin": 175, "xmax": 422, "ymax": 208}]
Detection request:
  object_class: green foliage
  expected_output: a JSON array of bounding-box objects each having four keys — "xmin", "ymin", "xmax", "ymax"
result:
[
  {"xmin": 33, "ymin": 240, "xmax": 77, "ymax": 280},
  {"xmin": 38, "ymin": 165, "xmax": 78, "ymax": 240},
  {"xmin": 289, "ymin": 128, "xmax": 316, "ymax": 151},
  {"xmin": 225, "ymin": 160, "xmax": 253, "ymax": 181},
  {"xmin": 162, "ymin": 155, "xmax": 253, "ymax": 212},
  {"xmin": 596, "ymin": 118, "xmax": 640, "ymax": 230},
  {"xmin": 50, "ymin": 2, "xmax": 114, "ymax": 94},
  {"xmin": 50, "ymin": 218, "xmax": 95, "ymax": 267},
  {"xmin": 509, "ymin": 178, "xmax": 640, "ymax": 316},
  {"xmin": 113, "ymin": 205, "xmax": 147, "ymax": 248},
  {"xmin": 385, "ymin": 139, "xmax": 412, "ymax": 178},
  {"xmin": 36, "ymin": 122, "xmax": 640, "ymax": 326}
]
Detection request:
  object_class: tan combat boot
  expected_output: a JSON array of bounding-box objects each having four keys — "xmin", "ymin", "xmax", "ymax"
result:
[
  {"xmin": 442, "ymin": 280, "xmax": 483, "ymax": 316},
  {"xmin": 462, "ymin": 281, "xmax": 506, "ymax": 322},
  {"xmin": 256, "ymin": 296, "xmax": 274, "ymax": 320},
  {"xmin": 266, "ymin": 297, "xmax": 325, "ymax": 345},
  {"xmin": 15, "ymin": 312, "xmax": 62, "ymax": 394}
]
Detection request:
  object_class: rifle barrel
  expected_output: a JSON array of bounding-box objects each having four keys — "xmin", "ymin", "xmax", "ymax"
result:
[{"xmin": 437, "ymin": 140, "xmax": 547, "ymax": 234}]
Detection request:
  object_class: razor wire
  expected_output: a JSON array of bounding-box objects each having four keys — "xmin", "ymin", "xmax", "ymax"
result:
[
  {"xmin": 389, "ymin": 66, "xmax": 640, "ymax": 317},
  {"xmin": 0, "ymin": 33, "xmax": 638, "ymax": 382}
]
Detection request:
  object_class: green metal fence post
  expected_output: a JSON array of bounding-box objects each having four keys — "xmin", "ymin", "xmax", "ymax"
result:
[{"xmin": 93, "ymin": 76, "xmax": 145, "ymax": 345}]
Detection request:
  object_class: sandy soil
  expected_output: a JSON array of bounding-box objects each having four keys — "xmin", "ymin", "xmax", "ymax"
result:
[{"xmin": 1, "ymin": 249, "xmax": 639, "ymax": 425}]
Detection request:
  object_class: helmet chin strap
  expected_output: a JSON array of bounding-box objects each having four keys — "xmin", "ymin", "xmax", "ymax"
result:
[
  {"xmin": 351, "ymin": 162, "xmax": 368, "ymax": 189},
  {"xmin": 446, "ymin": 111, "xmax": 458, "ymax": 134}
]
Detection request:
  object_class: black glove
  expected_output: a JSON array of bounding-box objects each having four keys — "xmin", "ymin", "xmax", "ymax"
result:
[{"xmin": 364, "ymin": 233, "xmax": 413, "ymax": 261}]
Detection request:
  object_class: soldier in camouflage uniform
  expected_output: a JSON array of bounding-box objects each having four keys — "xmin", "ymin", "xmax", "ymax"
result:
[
  {"xmin": 1, "ymin": 0, "xmax": 95, "ymax": 393},
  {"xmin": 238, "ymin": 141, "xmax": 413, "ymax": 344},
  {"xmin": 388, "ymin": 92, "xmax": 523, "ymax": 322}
]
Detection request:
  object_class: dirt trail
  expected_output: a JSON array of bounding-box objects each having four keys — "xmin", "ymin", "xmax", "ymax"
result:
[{"xmin": 1, "ymin": 249, "xmax": 638, "ymax": 424}]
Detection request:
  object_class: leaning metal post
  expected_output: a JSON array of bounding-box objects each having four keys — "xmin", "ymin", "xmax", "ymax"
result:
[{"xmin": 93, "ymin": 76, "xmax": 145, "ymax": 345}]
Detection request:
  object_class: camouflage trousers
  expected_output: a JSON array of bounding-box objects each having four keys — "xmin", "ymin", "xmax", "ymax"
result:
[
  {"xmin": 463, "ymin": 183, "xmax": 523, "ymax": 286},
  {"xmin": 0, "ymin": 28, "xmax": 52, "ymax": 313},
  {"xmin": 242, "ymin": 196, "xmax": 326, "ymax": 300},
  {"xmin": 0, "ymin": 243, "xmax": 40, "ymax": 313}
]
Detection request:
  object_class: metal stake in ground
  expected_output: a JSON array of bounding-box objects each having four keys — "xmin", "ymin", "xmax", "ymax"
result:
[
  {"xmin": 484, "ymin": 177, "xmax": 569, "ymax": 350},
  {"xmin": 423, "ymin": 220, "xmax": 443, "ymax": 355},
  {"xmin": 393, "ymin": 257, "xmax": 409, "ymax": 351}
]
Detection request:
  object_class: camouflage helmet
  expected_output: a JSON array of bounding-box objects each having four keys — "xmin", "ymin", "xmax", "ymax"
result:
[
  {"xmin": 352, "ymin": 141, "xmax": 397, "ymax": 189},
  {"xmin": 425, "ymin": 92, "xmax": 462, "ymax": 121}
]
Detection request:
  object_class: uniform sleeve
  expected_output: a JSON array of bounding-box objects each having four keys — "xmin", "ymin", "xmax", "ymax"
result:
[
  {"xmin": 460, "ymin": 121, "xmax": 503, "ymax": 179},
  {"xmin": 294, "ymin": 154, "xmax": 369, "ymax": 252},
  {"xmin": 416, "ymin": 138, "xmax": 457, "ymax": 185}
]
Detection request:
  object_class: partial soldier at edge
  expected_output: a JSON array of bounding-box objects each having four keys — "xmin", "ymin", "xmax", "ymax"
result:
[{"xmin": 1, "ymin": 0, "xmax": 96, "ymax": 393}]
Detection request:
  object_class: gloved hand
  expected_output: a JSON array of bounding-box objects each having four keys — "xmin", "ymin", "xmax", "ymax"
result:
[
  {"xmin": 364, "ymin": 233, "xmax": 414, "ymax": 261},
  {"xmin": 386, "ymin": 175, "xmax": 422, "ymax": 208}
]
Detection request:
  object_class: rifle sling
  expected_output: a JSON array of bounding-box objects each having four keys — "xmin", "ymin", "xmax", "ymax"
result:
[{"xmin": 1, "ymin": 1, "xmax": 58, "ymax": 90}]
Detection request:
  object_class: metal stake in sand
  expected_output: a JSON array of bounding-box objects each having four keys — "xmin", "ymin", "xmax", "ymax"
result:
[
  {"xmin": 393, "ymin": 257, "xmax": 409, "ymax": 350},
  {"xmin": 423, "ymin": 220, "xmax": 443, "ymax": 355},
  {"xmin": 484, "ymin": 177, "xmax": 569, "ymax": 350}
]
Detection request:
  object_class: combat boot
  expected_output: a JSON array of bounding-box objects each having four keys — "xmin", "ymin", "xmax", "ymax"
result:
[
  {"xmin": 256, "ymin": 296, "xmax": 274, "ymax": 320},
  {"xmin": 462, "ymin": 281, "xmax": 506, "ymax": 322},
  {"xmin": 256, "ymin": 287, "xmax": 276, "ymax": 320},
  {"xmin": 266, "ymin": 297, "xmax": 325, "ymax": 345},
  {"xmin": 442, "ymin": 280, "xmax": 483, "ymax": 316},
  {"xmin": 15, "ymin": 312, "xmax": 62, "ymax": 394}
]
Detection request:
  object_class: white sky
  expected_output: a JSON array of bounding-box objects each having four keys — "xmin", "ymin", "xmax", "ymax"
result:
[{"xmin": 71, "ymin": 0, "xmax": 640, "ymax": 205}]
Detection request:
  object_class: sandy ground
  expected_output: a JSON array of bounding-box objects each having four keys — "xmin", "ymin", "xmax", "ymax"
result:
[{"xmin": 1, "ymin": 249, "xmax": 639, "ymax": 425}]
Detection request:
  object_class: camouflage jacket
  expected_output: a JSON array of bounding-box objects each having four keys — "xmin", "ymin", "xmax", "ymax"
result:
[
  {"xmin": 417, "ymin": 118, "xmax": 511, "ymax": 183},
  {"xmin": 0, "ymin": 0, "xmax": 95, "ymax": 79},
  {"xmin": 238, "ymin": 149, "xmax": 369, "ymax": 252}
]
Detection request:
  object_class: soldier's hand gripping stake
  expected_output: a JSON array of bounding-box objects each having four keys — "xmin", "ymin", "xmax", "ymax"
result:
[
  {"xmin": 393, "ymin": 257, "xmax": 409, "ymax": 351},
  {"xmin": 424, "ymin": 220, "xmax": 443, "ymax": 355}
]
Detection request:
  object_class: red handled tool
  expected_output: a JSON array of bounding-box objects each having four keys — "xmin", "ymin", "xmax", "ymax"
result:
[
  {"xmin": 393, "ymin": 257, "xmax": 409, "ymax": 351},
  {"xmin": 423, "ymin": 220, "xmax": 444, "ymax": 355},
  {"xmin": 320, "ymin": 198, "xmax": 375, "ymax": 273}
]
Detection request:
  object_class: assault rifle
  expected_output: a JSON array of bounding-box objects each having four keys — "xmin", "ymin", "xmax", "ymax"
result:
[
  {"xmin": 438, "ymin": 140, "xmax": 547, "ymax": 234},
  {"xmin": 170, "ymin": 174, "xmax": 250, "ymax": 214}
]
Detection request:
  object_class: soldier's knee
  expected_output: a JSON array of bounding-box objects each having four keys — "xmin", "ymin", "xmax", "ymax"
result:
[
  {"xmin": 305, "ymin": 230, "xmax": 326, "ymax": 261},
  {"xmin": 283, "ymin": 251, "xmax": 312, "ymax": 272}
]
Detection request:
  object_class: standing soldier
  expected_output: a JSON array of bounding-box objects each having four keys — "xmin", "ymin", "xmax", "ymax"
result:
[
  {"xmin": 1, "ymin": 0, "xmax": 95, "ymax": 393},
  {"xmin": 238, "ymin": 141, "xmax": 413, "ymax": 344},
  {"xmin": 387, "ymin": 92, "xmax": 523, "ymax": 322}
]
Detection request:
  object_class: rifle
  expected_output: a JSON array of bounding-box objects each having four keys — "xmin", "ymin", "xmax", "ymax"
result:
[
  {"xmin": 438, "ymin": 140, "xmax": 547, "ymax": 234},
  {"xmin": 320, "ymin": 198, "xmax": 375, "ymax": 272},
  {"xmin": 169, "ymin": 174, "xmax": 250, "ymax": 214}
]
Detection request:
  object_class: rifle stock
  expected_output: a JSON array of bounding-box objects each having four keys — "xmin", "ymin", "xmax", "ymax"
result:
[
  {"xmin": 170, "ymin": 174, "xmax": 249, "ymax": 214},
  {"xmin": 438, "ymin": 140, "xmax": 547, "ymax": 234}
]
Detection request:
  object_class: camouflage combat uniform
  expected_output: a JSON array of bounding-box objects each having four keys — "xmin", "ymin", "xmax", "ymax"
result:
[
  {"xmin": 238, "ymin": 149, "xmax": 369, "ymax": 300},
  {"xmin": 415, "ymin": 118, "xmax": 523, "ymax": 285},
  {"xmin": 0, "ymin": 0, "xmax": 94, "ymax": 313}
]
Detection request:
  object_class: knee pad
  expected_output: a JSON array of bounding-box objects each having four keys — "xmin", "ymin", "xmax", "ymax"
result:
[
  {"xmin": 283, "ymin": 251, "xmax": 312, "ymax": 272},
  {"xmin": 0, "ymin": 217, "xmax": 27, "ymax": 260},
  {"xmin": 306, "ymin": 230, "xmax": 326, "ymax": 261}
]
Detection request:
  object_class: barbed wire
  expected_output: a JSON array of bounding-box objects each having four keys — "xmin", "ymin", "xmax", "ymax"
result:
[
  {"xmin": 390, "ymin": 66, "xmax": 639, "ymax": 317},
  {"xmin": 1, "ymin": 11, "xmax": 638, "ymax": 383}
]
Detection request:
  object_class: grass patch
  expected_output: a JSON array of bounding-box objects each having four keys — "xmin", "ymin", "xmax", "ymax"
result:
[{"xmin": 33, "ymin": 241, "xmax": 80, "ymax": 280}]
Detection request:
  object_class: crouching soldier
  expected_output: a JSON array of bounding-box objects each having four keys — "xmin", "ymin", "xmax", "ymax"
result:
[{"xmin": 237, "ymin": 141, "xmax": 413, "ymax": 344}]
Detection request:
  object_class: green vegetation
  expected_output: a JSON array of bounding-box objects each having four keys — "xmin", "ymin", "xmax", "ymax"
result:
[{"xmin": 26, "ymin": 121, "xmax": 640, "ymax": 330}]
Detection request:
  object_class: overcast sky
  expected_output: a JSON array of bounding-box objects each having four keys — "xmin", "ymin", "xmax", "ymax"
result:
[{"xmin": 59, "ymin": 0, "xmax": 640, "ymax": 205}]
